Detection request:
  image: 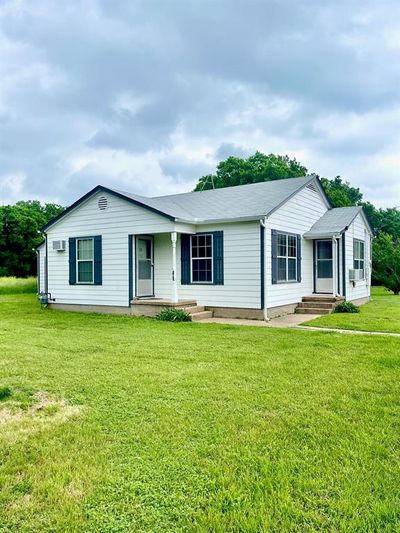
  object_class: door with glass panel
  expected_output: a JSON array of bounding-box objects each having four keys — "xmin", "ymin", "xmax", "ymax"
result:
[
  {"xmin": 315, "ymin": 240, "xmax": 333, "ymax": 293},
  {"xmin": 136, "ymin": 236, "xmax": 154, "ymax": 297}
]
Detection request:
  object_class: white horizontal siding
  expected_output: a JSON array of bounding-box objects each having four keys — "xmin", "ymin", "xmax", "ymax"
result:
[
  {"xmin": 265, "ymin": 185, "xmax": 329, "ymax": 309},
  {"xmin": 154, "ymin": 222, "xmax": 262, "ymax": 309},
  {"xmin": 345, "ymin": 214, "xmax": 371, "ymax": 302},
  {"xmin": 46, "ymin": 191, "xmax": 174, "ymax": 306}
]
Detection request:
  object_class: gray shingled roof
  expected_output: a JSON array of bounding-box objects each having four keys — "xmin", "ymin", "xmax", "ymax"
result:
[
  {"xmin": 303, "ymin": 206, "xmax": 363, "ymax": 238},
  {"xmin": 114, "ymin": 175, "xmax": 318, "ymax": 223}
]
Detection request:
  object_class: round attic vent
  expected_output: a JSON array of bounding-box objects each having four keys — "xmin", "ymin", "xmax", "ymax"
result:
[{"xmin": 98, "ymin": 196, "xmax": 108, "ymax": 210}]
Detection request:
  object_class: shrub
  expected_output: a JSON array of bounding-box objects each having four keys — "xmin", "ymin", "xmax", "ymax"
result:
[
  {"xmin": 0, "ymin": 386, "xmax": 12, "ymax": 401},
  {"xmin": 155, "ymin": 308, "xmax": 192, "ymax": 322},
  {"xmin": 334, "ymin": 301, "xmax": 360, "ymax": 314}
]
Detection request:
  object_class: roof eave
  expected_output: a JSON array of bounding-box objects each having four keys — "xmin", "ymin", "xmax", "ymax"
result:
[
  {"xmin": 186, "ymin": 215, "xmax": 264, "ymax": 225},
  {"xmin": 303, "ymin": 231, "xmax": 344, "ymax": 240}
]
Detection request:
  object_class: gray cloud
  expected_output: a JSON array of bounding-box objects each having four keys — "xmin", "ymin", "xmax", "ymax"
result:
[{"xmin": 0, "ymin": 0, "xmax": 399, "ymax": 207}]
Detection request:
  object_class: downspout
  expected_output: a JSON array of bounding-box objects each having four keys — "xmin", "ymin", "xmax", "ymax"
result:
[
  {"xmin": 260, "ymin": 217, "xmax": 269, "ymax": 321},
  {"xmin": 44, "ymin": 232, "xmax": 49, "ymax": 296},
  {"xmin": 35, "ymin": 248, "xmax": 40, "ymax": 295}
]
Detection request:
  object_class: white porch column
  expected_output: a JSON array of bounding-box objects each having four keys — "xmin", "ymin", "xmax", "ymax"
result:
[
  {"xmin": 332, "ymin": 236, "xmax": 337, "ymax": 296},
  {"xmin": 171, "ymin": 231, "xmax": 178, "ymax": 303}
]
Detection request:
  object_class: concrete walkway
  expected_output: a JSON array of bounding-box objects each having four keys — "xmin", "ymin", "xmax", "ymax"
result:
[
  {"xmin": 297, "ymin": 325, "xmax": 400, "ymax": 337},
  {"xmin": 201, "ymin": 313, "xmax": 321, "ymax": 328},
  {"xmin": 201, "ymin": 315, "xmax": 400, "ymax": 336}
]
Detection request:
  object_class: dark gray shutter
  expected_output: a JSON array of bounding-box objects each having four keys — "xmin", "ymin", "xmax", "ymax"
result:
[
  {"xmin": 128, "ymin": 235, "xmax": 133, "ymax": 302},
  {"xmin": 296, "ymin": 234, "xmax": 302, "ymax": 282},
  {"xmin": 271, "ymin": 229, "xmax": 278, "ymax": 284},
  {"xmin": 181, "ymin": 234, "xmax": 191, "ymax": 284},
  {"xmin": 69, "ymin": 237, "xmax": 76, "ymax": 285},
  {"xmin": 213, "ymin": 231, "xmax": 224, "ymax": 285},
  {"xmin": 93, "ymin": 235, "xmax": 102, "ymax": 285}
]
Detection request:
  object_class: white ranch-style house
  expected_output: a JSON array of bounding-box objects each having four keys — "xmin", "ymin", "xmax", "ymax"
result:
[{"xmin": 37, "ymin": 175, "xmax": 373, "ymax": 320}]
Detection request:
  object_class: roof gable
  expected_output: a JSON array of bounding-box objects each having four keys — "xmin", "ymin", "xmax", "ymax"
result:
[{"xmin": 41, "ymin": 185, "xmax": 175, "ymax": 232}]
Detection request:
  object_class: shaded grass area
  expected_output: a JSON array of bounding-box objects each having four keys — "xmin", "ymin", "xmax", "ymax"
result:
[
  {"xmin": 0, "ymin": 294, "xmax": 399, "ymax": 532},
  {"xmin": 306, "ymin": 287, "xmax": 400, "ymax": 333},
  {"xmin": 0, "ymin": 277, "xmax": 37, "ymax": 295}
]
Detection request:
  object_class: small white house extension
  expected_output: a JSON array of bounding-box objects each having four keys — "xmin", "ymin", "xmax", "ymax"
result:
[{"xmin": 38, "ymin": 175, "xmax": 373, "ymax": 320}]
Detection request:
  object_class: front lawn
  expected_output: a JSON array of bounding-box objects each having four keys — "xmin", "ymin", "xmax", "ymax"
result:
[
  {"xmin": 305, "ymin": 286, "xmax": 400, "ymax": 333},
  {"xmin": 0, "ymin": 294, "xmax": 399, "ymax": 532}
]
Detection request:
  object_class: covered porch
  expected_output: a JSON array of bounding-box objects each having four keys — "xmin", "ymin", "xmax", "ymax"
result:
[
  {"xmin": 307, "ymin": 235, "xmax": 345, "ymax": 297},
  {"xmin": 130, "ymin": 231, "xmax": 182, "ymax": 303},
  {"xmin": 129, "ymin": 231, "xmax": 214, "ymax": 321}
]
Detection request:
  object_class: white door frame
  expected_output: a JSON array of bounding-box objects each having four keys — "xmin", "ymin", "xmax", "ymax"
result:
[
  {"xmin": 314, "ymin": 239, "xmax": 334, "ymax": 294},
  {"xmin": 136, "ymin": 235, "xmax": 154, "ymax": 297}
]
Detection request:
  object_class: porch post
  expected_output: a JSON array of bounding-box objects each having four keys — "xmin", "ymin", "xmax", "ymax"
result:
[
  {"xmin": 171, "ymin": 231, "xmax": 178, "ymax": 303},
  {"xmin": 332, "ymin": 236, "xmax": 337, "ymax": 296}
]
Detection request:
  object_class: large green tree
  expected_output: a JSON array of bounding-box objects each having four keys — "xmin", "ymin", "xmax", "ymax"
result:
[
  {"xmin": 0, "ymin": 201, "xmax": 64, "ymax": 277},
  {"xmin": 319, "ymin": 176, "xmax": 363, "ymax": 207},
  {"xmin": 195, "ymin": 152, "xmax": 308, "ymax": 191}
]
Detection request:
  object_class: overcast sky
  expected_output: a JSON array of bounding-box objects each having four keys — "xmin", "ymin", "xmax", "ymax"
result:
[{"xmin": 0, "ymin": 0, "xmax": 399, "ymax": 207}]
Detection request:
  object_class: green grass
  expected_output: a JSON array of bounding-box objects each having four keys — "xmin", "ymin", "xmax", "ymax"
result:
[
  {"xmin": 305, "ymin": 287, "xmax": 400, "ymax": 334},
  {"xmin": 0, "ymin": 276, "xmax": 37, "ymax": 295},
  {"xmin": 0, "ymin": 294, "xmax": 399, "ymax": 532}
]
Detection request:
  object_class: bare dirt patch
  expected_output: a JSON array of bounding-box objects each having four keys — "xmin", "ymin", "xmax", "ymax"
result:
[{"xmin": 0, "ymin": 390, "xmax": 82, "ymax": 443}]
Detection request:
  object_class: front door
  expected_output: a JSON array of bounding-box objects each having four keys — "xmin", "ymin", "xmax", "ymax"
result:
[
  {"xmin": 136, "ymin": 236, "xmax": 154, "ymax": 297},
  {"xmin": 315, "ymin": 240, "xmax": 333, "ymax": 293}
]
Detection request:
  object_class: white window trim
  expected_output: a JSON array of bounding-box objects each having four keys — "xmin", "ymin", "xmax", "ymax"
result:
[
  {"xmin": 277, "ymin": 232, "xmax": 298, "ymax": 283},
  {"xmin": 190, "ymin": 233, "xmax": 213, "ymax": 284},
  {"xmin": 353, "ymin": 239, "xmax": 365, "ymax": 280},
  {"xmin": 76, "ymin": 237, "xmax": 94, "ymax": 284}
]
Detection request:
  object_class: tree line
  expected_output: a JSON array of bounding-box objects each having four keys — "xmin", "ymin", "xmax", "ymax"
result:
[
  {"xmin": 0, "ymin": 152, "xmax": 398, "ymax": 293},
  {"xmin": 0, "ymin": 201, "xmax": 64, "ymax": 278}
]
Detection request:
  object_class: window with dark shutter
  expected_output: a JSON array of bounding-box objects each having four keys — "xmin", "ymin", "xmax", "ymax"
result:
[
  {"xmin": 69, "ymin": 235, "xmax": 102, "ymax": 285},
  {"xmin": 182, "ymin": 231, "xmax": 224, "ymax": 285},
  {"xmin": 272, "ymin": 230, "xmax": 301, "ymax": 284}
]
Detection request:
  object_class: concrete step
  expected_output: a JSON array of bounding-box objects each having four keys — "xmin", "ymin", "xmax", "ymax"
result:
[
  {"xmin": 297, "ymin": 302, "xmax": 336, "ymax": 309},
  {"xmin": 302, "ymin": 296, "xmax": 344, "ymax": 303},
  {"xmin": 191, "ymin": 310, "xmax": 213, "ymax": 321},
  {"xmin": 184, "ymin": 305, "xmax": 205, "ymax": 314},
  {"xmin": 296, "ymin": 307, "xmax": 331, "ymax": 315}
]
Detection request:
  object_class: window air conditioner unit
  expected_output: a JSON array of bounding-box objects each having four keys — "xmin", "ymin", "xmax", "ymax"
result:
[
  {"xmin": 349, "ymin": 268, "xmax": 363, "ymax": 281},
  {"xmin": 52, "ymin": 240, "xmax": 66, "ymax": 252}
]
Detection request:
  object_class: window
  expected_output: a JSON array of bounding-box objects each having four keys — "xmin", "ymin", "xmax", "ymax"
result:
[
  {"xmin": 191, "ymin": 234, "xmax": 213, "ymax": 283},
  {"xmin": 76, "ymin": 238, "xmax": 94, "ymax": 283},
  {"xmin": 353, "ymin": 239, "xmax": 365, "ymax": 278},
  {"xmin": 277, "ymin": 232, "xmax": 298, "ymax": 282}
]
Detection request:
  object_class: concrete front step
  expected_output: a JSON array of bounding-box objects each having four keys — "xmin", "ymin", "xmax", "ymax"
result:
[
  {"xmin": 191, "ymin": 310, "xmax": 213, "ymax": 321},
  {"xmin": 296, "ymin": 307, "xmax": 331, "ymax": 315},
  {"xmin": 297, "ymin": 302, "xmax": 336, "ymax": 309},
  {"xmin": 183, "ymin": 305, "xmax": 205, "ymax": 314},
  {"xmin": 302, "ymin": 296, "xmax": 344, "ymax": 303}
]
